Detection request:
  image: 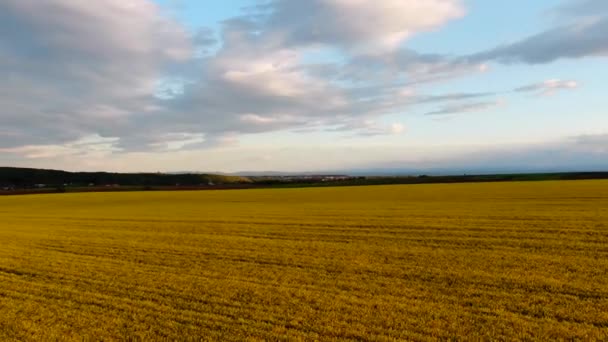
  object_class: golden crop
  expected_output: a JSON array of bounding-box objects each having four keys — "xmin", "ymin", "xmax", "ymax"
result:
[{"xmin": 0, "ymin": 180, "xmax": 607, "ymax": 341}]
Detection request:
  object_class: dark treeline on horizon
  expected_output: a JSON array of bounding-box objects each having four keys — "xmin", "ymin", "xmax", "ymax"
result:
[
  {"xmin": 0, "ymin": 167, "xmax": 250, "ymax": 188},
  {"xmin": 2, "ymin": 167, "xmax": 608, "ymax": 192}
]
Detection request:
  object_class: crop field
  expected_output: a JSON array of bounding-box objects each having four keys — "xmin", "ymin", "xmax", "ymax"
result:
[{"xmin": 0, "ymin": 180, "xmax": 607, "ymax": 340}]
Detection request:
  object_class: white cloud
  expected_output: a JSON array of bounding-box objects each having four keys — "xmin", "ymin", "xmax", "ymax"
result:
[
  {"xmin": 259, "ymin": 0, "xmax": 464, "ymax": 51},
  {"xmin": 0, "ymin": 0, "xmax": 480, "ymax": 155},
  {"xmin": 0, "ymin": 134, "xmax": 121, "ymax": 159},
  {"xmin": 514, "ymin": 79, "xmax": 580, "ymax": 95},
  {"xmin": 328, "ymin": 120, "xmax": 406, "ymax": 137},
  {"xmin": 0, "ymin": 0, "xmax": 601, "ymax": 172},
  {"xmin": 148, "ymin": 133, "xmax": 206, "ymax": 151},
  {"xmin": 574, "ymin": 133, "xmax": 608, "ymax": 153},
  {"xmin": 391, "ymin": 123, "xmax": 406, "ymax": 134},
  {"xmin": 0, "ymin": 0, "xmax": 195, "ymax": 148},
  {"xmin": 4, "ymin": 133, "xmax": 607, "ymax": 174},
  {"xmin": 425, "ymin": 100, "xmax": 504, "ymax": 116},
  {"xmin": 471, "ymin": 0, "xmax": 608, "ymax": 64},
  {"xmin": 219, "ymin": 49, "xmax": 325, "ymax": 98}
]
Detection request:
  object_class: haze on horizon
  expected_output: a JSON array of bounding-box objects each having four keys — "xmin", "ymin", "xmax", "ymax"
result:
[{"xmin": 1, "ymin": 0, "xmax": 607, "ymax": 173}]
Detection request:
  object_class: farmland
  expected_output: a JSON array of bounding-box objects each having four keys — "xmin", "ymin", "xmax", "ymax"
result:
[{"xmin": 0, "ymin": 180, "xmax": 607, "ymax": 340}]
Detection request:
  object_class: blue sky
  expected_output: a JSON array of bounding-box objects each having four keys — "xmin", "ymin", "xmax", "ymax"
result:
[{"xmin": 0, "ymin": 0, "xmax": 606, "ymax": 173}]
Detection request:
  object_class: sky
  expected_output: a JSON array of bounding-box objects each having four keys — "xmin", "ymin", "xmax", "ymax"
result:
[{"xmin": 0, "ymin": 0, "xmax": 607, "ymax": 173}]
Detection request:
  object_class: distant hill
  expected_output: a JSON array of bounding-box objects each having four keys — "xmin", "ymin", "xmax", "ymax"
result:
[{"xmin": 0, "ymin": 167, "xmax": 252, "ymax": 188}]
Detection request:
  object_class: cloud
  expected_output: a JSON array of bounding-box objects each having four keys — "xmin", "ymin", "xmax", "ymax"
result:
[
  {"xmin": 1, "ymin": 0, "xmax": 597, "ymax": 170},
  {"xmin": 328, "ymin": 120, "xmax": 406, "ymax": 137},
  {"xmin": 0, "ymin": 0, "xmax": 195, "ymax": 148},
  {"xmin": 390, "ymin": 123, "xmax": 406, "ymax": 134},
  {"xmin": 574, "ymin": 133, "xmax": 608, "ymax": 153},
  {"xmin": 470, "ymin": 0, "xmax": 608, "ymax": 64},
  {"xmin": 0, "ymin": 135, "xmax": 121, "ymax": 159},
  {"xmin": 353, "ymin": 133, "xmax": 608, "ymax": 174},
  {"xmin": 440, "ymin": 133, "xmax": 608, "ymax": 172},
  {"xmin": 514, "ymin": 79, "xmax": 579, "ymax": 95},
  {"xmin": 472, "ymin": 19, "xmax": 608, "ymax": 64},
  {"xmin": 338, "ymin": 49, "xmax": 488, "ymax": 85},
  {"xmin": 252, "ymin": 0, "xmax": 464, "ymax": 51},
  {"xmin": 420, "ymin": 78, "xmax": 580, "ymax": 116},
  {"xmin": 556, "ymin": 0, "xmax": 608, "ymax": 17},
  {"xmin": 425, "ymin": 101, "xmax": 504, "ymax": 116},
  {"xmin": 0, "ymin": 0, "xmax": 492, "ymax": 158},
  {"xmin": 134, "ymin": 0, "xmax": 484, "ymax": 145},
  {"xmin": 4, "ymin": 133, "xmax": 607, "ymax": 174},
  {"xmin": 193, "ymin": 27, "xmax": 218, "ymax": 47},
  {"xmin": 148, "ymin": 133, "xmax": 206, "ymax": 151}
]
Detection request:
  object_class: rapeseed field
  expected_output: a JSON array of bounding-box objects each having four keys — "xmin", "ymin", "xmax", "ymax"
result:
[{"xmin": 0, "ymin": 180, "xmax": 607, "ymax": 340}]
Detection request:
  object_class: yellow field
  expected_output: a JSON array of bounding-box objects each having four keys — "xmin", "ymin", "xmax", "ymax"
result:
[{"xmin": 0, "ymin": 181, "xmax": 607, "ymax": 340}]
